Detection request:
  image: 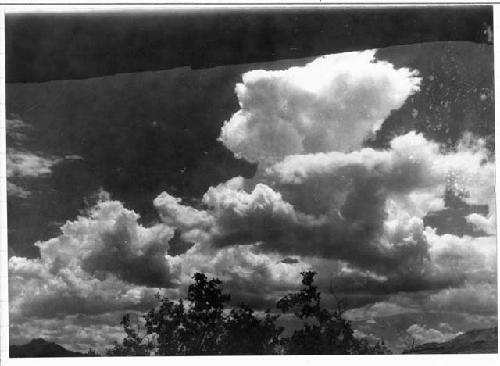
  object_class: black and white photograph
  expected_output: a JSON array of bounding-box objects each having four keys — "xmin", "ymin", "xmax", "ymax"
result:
[{"xmin": 1, "ymin": 2, "xmax": 498, "ymax": 360}]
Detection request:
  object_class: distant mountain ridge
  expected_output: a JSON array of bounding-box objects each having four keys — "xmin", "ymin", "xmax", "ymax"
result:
[
  {"xmin": 10, "ymin": 327, "xmax": 497, "ymax": 356},
  {"xmin": 404, "ymin": 327, "xmax": 498, "ymax": 354},
  {"xmin": 10, "ymin": 338, "xmax": 85, "ymax": 358}
]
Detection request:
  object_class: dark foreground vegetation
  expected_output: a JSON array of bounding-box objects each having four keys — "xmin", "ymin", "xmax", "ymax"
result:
[
  {"xmin": 10, "ymin": 272, "xmax": 498, "ymax": 357},
  {"xmin": 107, "ymin": 271, "xmax": 390, "ymax": 356}
]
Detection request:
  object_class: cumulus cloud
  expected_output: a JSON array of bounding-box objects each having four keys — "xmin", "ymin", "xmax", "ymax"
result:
[
  {"xmin": 9, "ymin": 254, "xmax": 161, "ymax": 320},
  {"xmin": 219, "ymin": 50, "xmax": 421, "ymax": 164},
  {"xmin": 9, "ymin": 198, "xmax": 175, "ymax": 321},
  {"xmin": 43, "ymin": 200, "xmax": 177, "ymax": 287},
  {"xmin": 342, "ymin": 225, "xmax": 497, "ymax": 323},
  {"xmin": 265, "ymin": 131, "xmax": 493, "ymax": 213},
  {"xmin": 154, "ymin": 192, "xmax": 214, "ymax": 230},
  {"xmin": 201, "ymin": 177, "xmax": 327, "ymax": 251},
  {"xmin": 165, "ymin": 243, "xmax": 310, "ymax": 309},
  {"xmin": 406, "ymin": 323, "xmax": 462, "ymax": 345},
  {"xmin": 425, "ymin": 228, "xmax": 497, "ymax": 285},
  {"xmin": 194, "ymin": 132, "xmax": 493, "ymax": 294},
  {"xmin": 9, "ymin": 193, "xmax": 311, "ymax": 321}
]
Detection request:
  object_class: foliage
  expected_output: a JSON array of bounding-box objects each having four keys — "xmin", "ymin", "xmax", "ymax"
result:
[
  {"xmin": 277, "ymin": 271, "xmax": 390, "ymax": 354},
  {"xmin": 107, "ymin": 271, "xmax": 390, "ymax": 356},
  {"xmin": 106, "ymin": 314, "xmax": 150, "ymax": 356},
  {"xmin": 222, "ymin": 305, "xmax": 283, "ymax": 355},
  {"xmin": 145, "ymin": 273, "xmax": 231, "ymax": 355}
]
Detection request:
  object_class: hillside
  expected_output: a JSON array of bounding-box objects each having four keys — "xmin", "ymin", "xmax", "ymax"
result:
[
  {"xmin": 404, "ymin": 327, "xmax": 498, "ymax": 354},
  {"xmin": 10, "ymin": 338, "xmax": 85, "ymax": 358}
]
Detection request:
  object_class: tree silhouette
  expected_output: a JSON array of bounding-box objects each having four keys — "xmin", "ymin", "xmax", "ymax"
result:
[
  {"xmin": 106, "ymin": 314, "xmax": 149, "ymax": 356},
  {"xmin": 277, "ymin": 271, "xmax": 390, "ymax": 354},
  {"xmin": 222, "ymin": 305, "xmax": 283, "ymax": 354},
  {"xmin": 108, "ymin": 273, "xmax": 285, "ymax": 355},
  {"xmin": 143, "ymin": 273, "xmax": 230, "ymax": 355},
  {"xmin": 108, "ymin": 271, "xmax": 390, "ymax": 355}
]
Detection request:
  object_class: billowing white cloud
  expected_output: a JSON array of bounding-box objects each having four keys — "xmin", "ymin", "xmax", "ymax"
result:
[
  {"xmin": 197, "ymin": 132, "xmax": 494, "ymax": 287},
  {"xmin": 265, "ymin": 132, "xmax": 493, "ymax": 213},
  {"xmin": 406, "ymin": 323, "xmax": 462, "ymax": 345},
  {"xmin": 425, "ymin": 228, "xmax": 497, "ymax": 285},
  {"xmin": 219, "ymin": 50, "xmax": 421, "ymax": 164},
  {"xmin": 9, "ymin": 193, "xmax": 311, "ymax": 321},
  {"xmin": 8, "ymin": 198, "xmax": 174, "ymax": 322},
  {"xmin": 201, "ymin": 177, "xmax": 326, "ymax": 250},
  {"xmin": 154, "ymin": 192, "xmax": 214, "ymax": 230}
]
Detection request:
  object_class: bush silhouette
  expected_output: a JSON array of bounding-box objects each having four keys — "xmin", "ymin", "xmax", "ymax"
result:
[
  {"xmin": 277, "ymin": 271, "xmax": 389, "ymax": 354},
  {"xmin": 107, "ymin": 271, "xmax": 390, "ymax": 355}
]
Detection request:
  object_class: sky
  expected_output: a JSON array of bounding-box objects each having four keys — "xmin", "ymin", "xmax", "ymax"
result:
[{"xmin": 5, "ymin": 7, "xmax": 496, "ymax": 353}]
